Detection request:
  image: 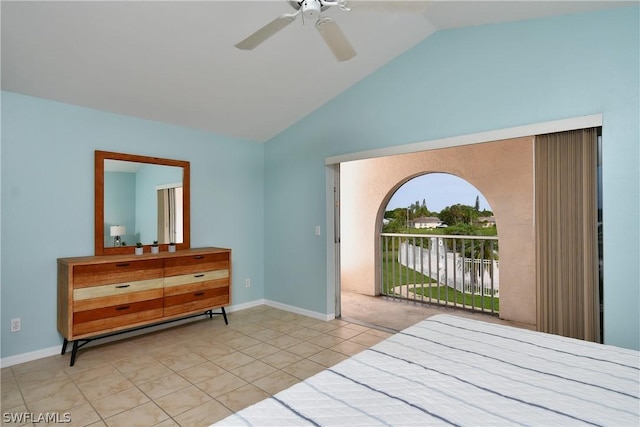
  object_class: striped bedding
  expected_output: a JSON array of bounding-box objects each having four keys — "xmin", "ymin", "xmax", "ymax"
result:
[{"xmin": 213, "ymin": 314, "xmax": 640, "ymax": 426}]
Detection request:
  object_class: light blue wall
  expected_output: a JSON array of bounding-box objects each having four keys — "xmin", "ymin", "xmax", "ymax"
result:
[
  {"xmin": 0, "ymin": 92, "xmax": 265, "ymax": 358},
  {"xmin": 263, "ymin": 7, "xmax": 640, "ymax": 349}
]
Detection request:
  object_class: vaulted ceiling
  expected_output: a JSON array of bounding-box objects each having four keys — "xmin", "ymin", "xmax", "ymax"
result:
[{"xmin": 1, "ymin": 1, "xmax": 630, "ymax": 142}]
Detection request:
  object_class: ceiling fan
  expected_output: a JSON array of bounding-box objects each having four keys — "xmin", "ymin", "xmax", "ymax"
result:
[{"xmin": 235, "ymin": 0, "xmax": 357, "ymax": 62}]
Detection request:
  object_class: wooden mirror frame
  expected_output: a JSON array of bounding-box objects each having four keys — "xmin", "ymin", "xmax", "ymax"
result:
[{"xmin": 95, "ymin": 150, "xmax": 191, "ymax": 255}]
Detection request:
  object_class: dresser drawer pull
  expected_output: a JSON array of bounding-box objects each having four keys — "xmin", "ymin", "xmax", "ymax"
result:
[
  {"xmin": 194, "ymin": 292, "xmax": 205, "ymax": 297},
  {"xmin": 194, "ymin": 274, "xmax": 205, "ymax": 278},
  {"xmin": 194, "ymin": 255, "xmax": 205, "ymax": 260},
  {"xmin": 115, "ymin": 306, "xmax": 130, "ymax": 311},
  {"xmin": 115, "ymin": 263, "xmax": 130, "ymax": 267},
  {"xmin": 115, "ymin": 284, "xmax": 130, "ymax": 289}
]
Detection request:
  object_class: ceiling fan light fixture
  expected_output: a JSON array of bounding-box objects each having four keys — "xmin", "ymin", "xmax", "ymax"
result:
[{"xmin": 301, "ymin": 0, "xmax": 322, "ymax": 20}]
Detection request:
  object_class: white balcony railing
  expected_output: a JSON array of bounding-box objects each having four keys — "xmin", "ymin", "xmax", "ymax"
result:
[{"xmin": 380, "ymin": 233, "xmax": 499, "ymax": 314}]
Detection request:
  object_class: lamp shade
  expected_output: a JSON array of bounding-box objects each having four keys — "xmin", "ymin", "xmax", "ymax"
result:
[{"xmin": 110, "ymin": 225, "xmax": 126, "ymax": 237}]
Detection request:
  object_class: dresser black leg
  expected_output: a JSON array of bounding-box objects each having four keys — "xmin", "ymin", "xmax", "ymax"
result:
[
  {"xmin": 221, "ymin": 307, "xmax": 228, "ymax": 325},
  {"xmin": 61, "ymin": 338, "xmax": 68, "ymax": 355},
  {"xmin": 70, "ymin": 341, "xmax": 79, "ymax": 367}
]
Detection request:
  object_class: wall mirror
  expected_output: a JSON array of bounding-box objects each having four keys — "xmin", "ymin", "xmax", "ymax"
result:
[{"xmin": 95, "ymin": 150, "xmax": 190, "ymax": 255}]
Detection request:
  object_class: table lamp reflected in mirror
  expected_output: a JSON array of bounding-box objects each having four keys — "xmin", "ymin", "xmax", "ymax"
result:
[{"xmin": 110, "ymin": 225, "xmax": 126, "ymax": 247}]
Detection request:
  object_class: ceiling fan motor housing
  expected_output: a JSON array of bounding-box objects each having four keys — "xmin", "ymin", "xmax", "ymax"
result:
[{"xmin": 299, "ymin": 0, "xmax": 322, "ymax": 20}]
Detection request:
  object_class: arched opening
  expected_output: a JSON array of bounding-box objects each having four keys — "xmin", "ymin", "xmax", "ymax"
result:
[
  {"xmin": 339, "ymin": 136, "xmax": 536, "ymax": 329},
  {"xmin": 378, "ymin": 173, "xmax": 499, "ymax": 314}
]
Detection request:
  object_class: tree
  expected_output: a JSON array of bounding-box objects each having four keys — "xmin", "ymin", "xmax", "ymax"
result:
[
  {"xmin": 382, "ymin": 218, "xmax": 403, "ymax": 233},
  {"xmin": 439, "ymin": 204, "xmax": 478, "ymax": 226},
  {"xmin": 474, "ymin": 195, "xmax": 480, "ymax": 211},
  {"xmin": 419, "ymin": 198, "xmax": 430, "ymax": 217},
  {"xmin": 385, "ymin": 207, "xmax": 408, "ymax": 221}
]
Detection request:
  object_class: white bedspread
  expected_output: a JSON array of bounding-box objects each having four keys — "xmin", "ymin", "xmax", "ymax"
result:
[{"xmin": 213, "ymin": 314, "xmax": 640, "ymax": 426}]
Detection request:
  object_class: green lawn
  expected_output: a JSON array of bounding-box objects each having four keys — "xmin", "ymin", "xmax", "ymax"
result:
[
  {"xmin": 381, "ymin": 249, "xmax": 436, "ymax": 292},
  {"xmin": 408, "ymin": 285, "xmax": 499, "ymax": 312}
]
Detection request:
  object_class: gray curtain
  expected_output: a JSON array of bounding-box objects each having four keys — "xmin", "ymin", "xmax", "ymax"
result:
[{"xmin": 535, "ymin": 128, "xmax": 599, "ymax": 342}]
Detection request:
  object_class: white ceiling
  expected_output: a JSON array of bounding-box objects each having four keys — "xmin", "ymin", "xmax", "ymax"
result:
[{"xmin": 1, "ymin": 1, "xmax": 631, "ymax": 142}]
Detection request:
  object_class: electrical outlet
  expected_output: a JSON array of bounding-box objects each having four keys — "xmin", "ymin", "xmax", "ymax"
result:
[
  {"xmin": 10, "ymin": 318, "xmax": 21, "ymax": 333},
  {"xmin": 245, "ymin": 279, "xmax": 251, "ymax": 288}
]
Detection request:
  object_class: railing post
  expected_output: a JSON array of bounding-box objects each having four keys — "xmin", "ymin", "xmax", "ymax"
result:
[
  {"xmin": 427, "ymin": 238, "xmax": 432, "ymax": 304},
  {"xmin": 419, "ymin": 236, "xmax": 424, "ymax": 304}
]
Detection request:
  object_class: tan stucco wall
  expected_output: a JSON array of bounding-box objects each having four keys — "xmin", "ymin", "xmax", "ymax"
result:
[{"xmin": 340, "ymin": 137, "xmax": 536, "ymax": 326}]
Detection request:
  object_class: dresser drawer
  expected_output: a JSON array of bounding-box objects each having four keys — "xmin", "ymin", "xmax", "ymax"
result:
[
  {"xmin": 164, "ymin": 287, "xmax": 229, "ymax": 317},
  {"xmin": 73, "ymin": 259, "xmax": 164, "ymax": 288},
  {"xmin": 73, "ymin": 298, "xmax": 164, "ymax": 336},
  {"xmin": 163, "ymin": 270, "xmax": 229, "ymax": 290},
  {"xmin": 164, "ymin": 276, "xmax": 228, "ymax": 297},
  {"xmin": 73, "ymin": 278, "xmax": 164, "ymax": 312},
  {"xmin": 164, "ymin": 271, "xmax": 229, "ymax": 317},
  {"xmin": 164, "ymin": 252, "xmax": 230, "ymax": 277}
]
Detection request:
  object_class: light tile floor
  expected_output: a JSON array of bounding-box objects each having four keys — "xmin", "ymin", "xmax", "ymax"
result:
[{"xmin": 1, "ymin": 306, "xmax": 393, "ymax": 427}]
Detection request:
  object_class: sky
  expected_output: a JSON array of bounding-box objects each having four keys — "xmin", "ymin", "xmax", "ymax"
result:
[{"xmin": 386, "ymin": 173, "xmax": 491, "ymax": 213}]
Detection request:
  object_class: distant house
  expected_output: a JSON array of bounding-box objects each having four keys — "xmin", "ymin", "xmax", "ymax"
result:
[
  {"xmin": 412, "ymin": 216, "xmax": 445, "ymax": 229},
  {"xmin": 478, "ymin": 216, "xmax": 496, "ymax": 228}
]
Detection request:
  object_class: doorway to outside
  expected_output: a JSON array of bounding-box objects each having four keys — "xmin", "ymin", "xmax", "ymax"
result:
[
  {"xmin": 330, "ymin": 122, "xmax": 601, "ymax": 341},
  {"xmin": 336, "ymin": 137, "xmax": 532, "ymax": 331}
]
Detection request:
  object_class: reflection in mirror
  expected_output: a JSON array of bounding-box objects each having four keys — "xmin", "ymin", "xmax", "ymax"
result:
[
  {"xmin": 157, "ymin": 186, "xmax": 184, "ymax": 244},
  {"xmin": 104, "ymin": 160, "xmax": 183, "ymax": 247},
  {"xmin": 95, "ymin": 151, "xmax": 190, "ymax": 256}
]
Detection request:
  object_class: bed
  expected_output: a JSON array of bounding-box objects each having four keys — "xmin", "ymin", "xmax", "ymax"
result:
[{"xmin": 213, "ymin": 314, "xmax": 639, "ymax": 426}]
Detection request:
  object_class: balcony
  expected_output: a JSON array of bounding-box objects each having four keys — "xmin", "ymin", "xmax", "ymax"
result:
[{"xmin": 380, "ymin": 233, "xmax": 499, "ymax": 314}]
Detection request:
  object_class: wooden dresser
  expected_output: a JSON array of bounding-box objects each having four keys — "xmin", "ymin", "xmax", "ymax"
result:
[{"xmin": 57, "ymin": 247, "xmax": 231, "ymax": 365}]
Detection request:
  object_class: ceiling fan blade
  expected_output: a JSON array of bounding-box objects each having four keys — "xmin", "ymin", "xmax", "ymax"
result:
[
  {"xmin": 316, "ymin": 17, "xmax": 356, "ymax": 62},
  {"xmin": 235, "ymin": 14, "xmax": 297, "ymax": 50}
]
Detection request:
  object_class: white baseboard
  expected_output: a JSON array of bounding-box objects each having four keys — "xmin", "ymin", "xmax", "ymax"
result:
[
  {"xmin": 0, "ymin": 345, "xmax": 60, "ymax": 368},
  {"xmin": 226, "ymin": 299, "xmax": 266, "ymax": 313},
  {"xmin": 264, "ymin": 299, "xmax": 335, "ymax": 321},
  {"xmin": 0, "ymin": 299, "xmax": 334, "ymax": 368}
]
